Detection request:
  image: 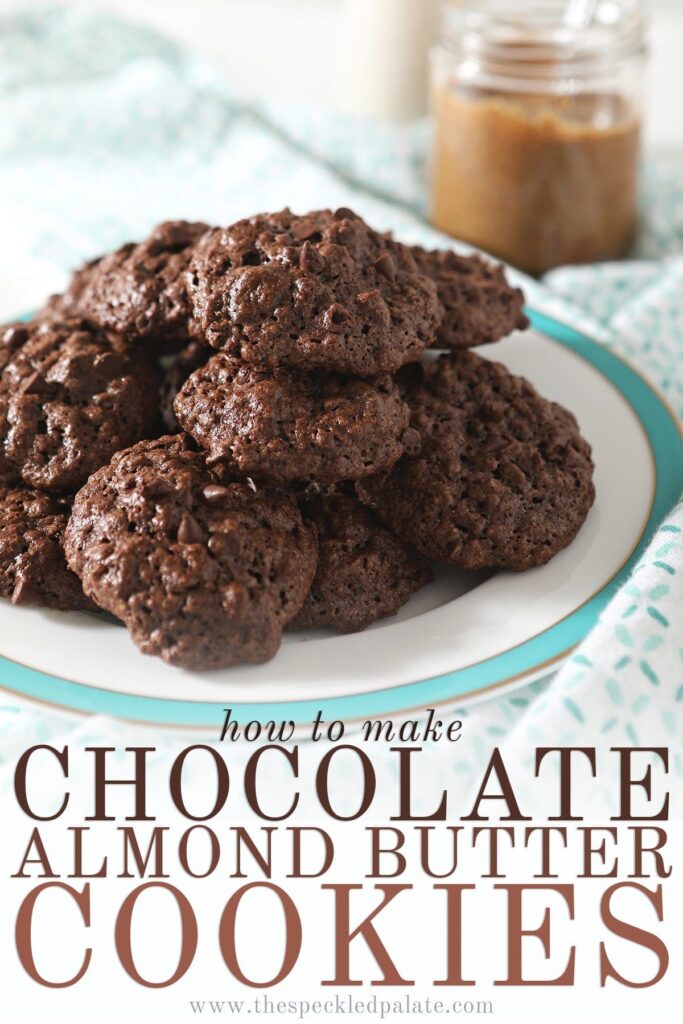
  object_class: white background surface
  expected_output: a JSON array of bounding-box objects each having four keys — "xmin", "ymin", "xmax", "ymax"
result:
[{"xmin": 1, "ymin": 0, "xmax": 682, "ymax": 152}]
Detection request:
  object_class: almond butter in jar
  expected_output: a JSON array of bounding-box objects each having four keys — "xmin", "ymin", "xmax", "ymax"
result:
[{"xmin": 430, "ymin": 1, "xmax": 647, "ymax": 276}]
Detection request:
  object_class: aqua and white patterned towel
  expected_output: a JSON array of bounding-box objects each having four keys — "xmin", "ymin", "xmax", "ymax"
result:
[{"xmin": 0, "ymin": 7, "xmax": 681, "ymax": 793}]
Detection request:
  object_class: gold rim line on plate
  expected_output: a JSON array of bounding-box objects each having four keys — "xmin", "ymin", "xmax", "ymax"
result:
[{"xmin": 0, "ymin": 321, "xmax": 678, "ymax": 726}]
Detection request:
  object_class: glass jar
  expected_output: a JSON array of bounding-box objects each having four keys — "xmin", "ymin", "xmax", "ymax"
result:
[{"xmin": 429, "ymin": 0, "xmax": 647, "ymax": 276}]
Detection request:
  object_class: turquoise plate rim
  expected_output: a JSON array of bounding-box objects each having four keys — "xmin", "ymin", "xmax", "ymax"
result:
[{"xmin": 1, "ymin": 310, "xmax": 681, "ymax": 728}]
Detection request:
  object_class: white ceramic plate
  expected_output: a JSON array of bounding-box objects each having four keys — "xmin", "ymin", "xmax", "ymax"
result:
[{"xmin": 1, "ymin": 310, "xmax": 681, "ymax": 726}]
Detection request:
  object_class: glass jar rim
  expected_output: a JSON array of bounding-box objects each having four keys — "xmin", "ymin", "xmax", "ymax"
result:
[{"xmin": 440, "ymin": 0, "xmax": 647, "ymax": 76}]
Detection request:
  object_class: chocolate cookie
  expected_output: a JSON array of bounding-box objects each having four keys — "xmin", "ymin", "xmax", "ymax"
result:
[
  {"xmin": 1, "ymin": 319, "xmax": 160, "ymax": 493},
  {"xmin": 64, "ymin": 435, "xmax": 317, "ymax": 670},
  {"xmin": 174, "ymin": 352, "xmax": 415, "ymax": 485},
  {"xmin": 410, "ymin": 247, "xmax": 529, "ymax": 350},
  {"xmin": 289, "ymin": 491, "xmax": 432, "ymax": 633},
  {"xmin": 49, "ymin": 220, "xmax": 210, "ymax": 347},
  {"xmin": 159, "ymin": 340, "xmax": 210, "ymax": 433},
  {"xmin": 0, "ymin": 486, "xmax": 94, "ymax": 611},
  {"xmin": 187, "ymin": 208, "xmax": 442, "ymax": 376},
  {"xmin": 0, "ymin": 324, "xmax": 32, "ymax": 485},
  {"xmin": 357, "ymin": 351, "xmax": 595, "ymax": 571}
]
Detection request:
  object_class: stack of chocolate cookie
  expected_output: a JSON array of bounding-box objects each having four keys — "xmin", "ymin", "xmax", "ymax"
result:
[{"xmin": 0, "ymin": 208, "xmax": 594, "ymax": 672}]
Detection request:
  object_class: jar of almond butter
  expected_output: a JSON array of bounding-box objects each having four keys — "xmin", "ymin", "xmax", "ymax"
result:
[{"xmin": 430, "ymin": 1, "xmax": 647, "ymax": 276}]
